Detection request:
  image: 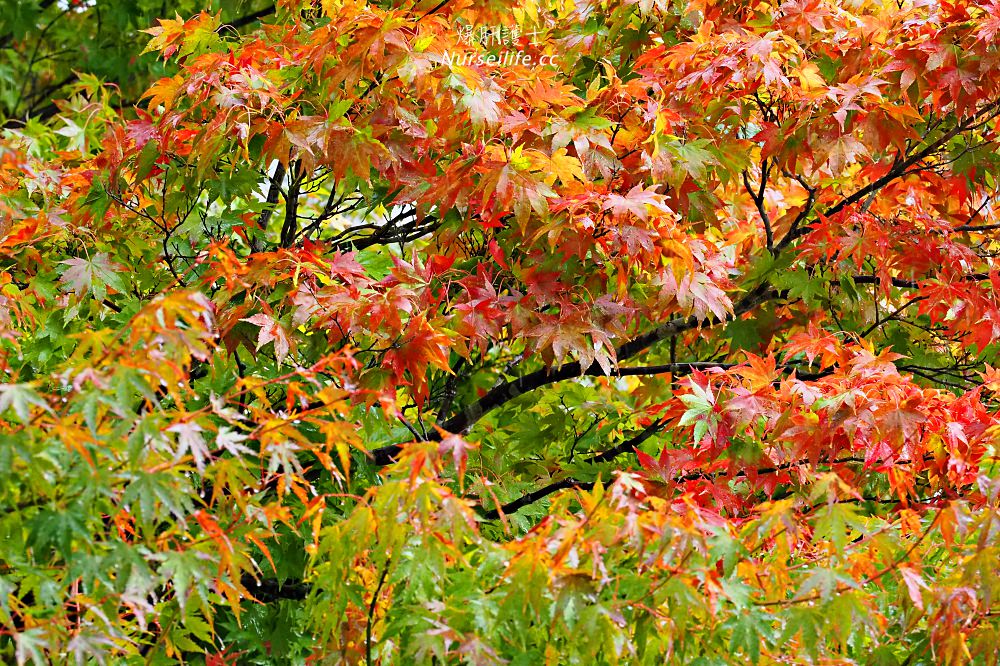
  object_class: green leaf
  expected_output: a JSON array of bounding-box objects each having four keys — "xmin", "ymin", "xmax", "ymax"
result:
[
  {"xmin": 59, "ymin": 253, "xmax": 128, "ymax": 301},
  {"xmin": 14, "ymin": 628, "xmax": 49, "ymax": 666},
  {"xmin": 0, "ymin": 384, "xmax": 50, "ymax": 423},
  {"xmin": 726, "ymin": 610, "xmax": 769, "ymax": 664},
  {"xmin": 812, "ymin": 503, "xmax": 867, "ymax": 554}
]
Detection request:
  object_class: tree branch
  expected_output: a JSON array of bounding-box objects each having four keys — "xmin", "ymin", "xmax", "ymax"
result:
[
  {"xmin": 479, "ymin": 420, "xmax": 666, "ymax": 519},
  {"xmin": 778, "ymin": 98, "xmax": 1000, "ymax": 250},
  {"xmin": 370, "ymin": 286, "xmax": 778, "ymax": 465},
  {"xmin": 851, "ymin": 272, "xmax": 990, "ymax": 290},
  {"xmin": 481, "ymin": 451, "xmax": 933, "ymax": 520},
  {"xmin": 254, "ymin": 162, "xmax": 286, "ymax": 252},
  {"xmin": 279, "ymin": 162, "xmax": 302, "ymax": 247},
  {"xmin": 743, "ymin": 160, "xmax": 773, "ymax": 252}
]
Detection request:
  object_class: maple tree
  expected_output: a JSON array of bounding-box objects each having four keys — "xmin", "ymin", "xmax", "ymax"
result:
[{"xmin": 3, "ymin": 0, "xmax": 1000, "ymax": 662}]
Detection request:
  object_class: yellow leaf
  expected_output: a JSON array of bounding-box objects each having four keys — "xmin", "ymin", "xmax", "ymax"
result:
[
  {"xmin": 795, "ymin": 62, "xmax": 826, "ymax": 91},
  {"xmin": 544, "ymin": 149, "xmax": 585, "ymax": 185},
  {"xmin": 142, "ymin": 75, "xmax": 184, "ymax": 112}
]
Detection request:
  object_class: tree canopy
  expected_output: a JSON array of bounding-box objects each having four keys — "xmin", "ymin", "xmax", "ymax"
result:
[{"xmin": 2, "ymin": 0, "xmax": 1000, "ymax": 663}]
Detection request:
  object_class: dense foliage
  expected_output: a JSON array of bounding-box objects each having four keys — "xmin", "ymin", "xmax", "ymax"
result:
[{"xmin": 3, "ymin": 0, "xmax": 1000, "ymax": 663}]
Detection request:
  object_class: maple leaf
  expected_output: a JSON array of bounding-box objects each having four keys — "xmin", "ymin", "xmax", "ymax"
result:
[
  {"xmin": 544, "ymin": 149, "xmax": 586, "ymax": 185},
  {"xmin": 793, "ymin": 62, "xmax": 826, "ymax": 91},
  {"xmin": 241, "ymin": 313, "xmax": 293, "ymax": 364},
  {"xmin": 976, "ymin": 2, "xmax": 1000, "ymax": 43},
  {"xmin": 458, "ymin": 84, "xmax": 505, "ymax": 127},
  {"xmin": 55, "ymin": 117, "xmax": 89, "ymax": 154},
  {"xmin": 899, "ymin": 565, "xmax": 929, "ymax": 610},
  {"xmin": 167, "ymin": 421, "xmax": 212, "ymax": 473},
  {"xmin": 142, "ymin": 74, "xmax": 184, "ymax": 112},
  {"xmin": 874, "ymin": 398, "xmax": 927, "ymax": 442},
  {"xmin": 59, "ymin": 253, "xmax": 128, "ymax": 300},
  {"xmin": 383, "ymin": 315, "xmax": 453, "ymax": 404},
  {"xmin": 216, "ymin": 427, "xmax": 254, "ymax": 457},
  {"xmin": 604, "ymin": 185, "xmax": 670, "ymax": 220},
  {"xmin": 658, "ymin": 269, "xmax": 733, "ymax": 322},
  {"xmin": 0, "ymin": 383, "xmax": 51, "ymax": 423},
  {"xmin": 437, "ymin": 433, "xmax": 475, "ymax": 490},
  {"xmin": 266, "ymin": 440, "xmax": 305, "ymax": 478},
  {"xmin": 528, "ymin": 312, "xmax": 616, "ymax": 375},
  {"xmin": 493, "ymin": 152, "xmax": 558, "ymax": 223},
  {"xmin": 141, "ymin": 11, "xmax": 220, "ymax": 60},
  {"xmin": 822, "ymin": 135, "xmax": 867, "ymax": 173}
]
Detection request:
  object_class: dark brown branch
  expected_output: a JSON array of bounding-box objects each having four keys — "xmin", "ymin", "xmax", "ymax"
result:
[
  {"xmin": 587, "ymin": 419, "xmax": 666, "ymax": 464},
  {"xmin": 419, "ymin": 0, "xmax": 454, "ymax": 19},
  {"xmin": 482, "ymin": 452, "xmax": 935, "ymax": 520},
  {"xmin": 366, "ymin": 558, "xmax": 391, "ymax": 666},
  {"xmin": 860, "ymin": 295, "xmax": 926, "ymax": 337},
  {"xmin": 743, "ymin": 160, "xmax": 773, "ymax": 252},
  {"xmin": 780, "ymin": 171, "xmax": 817, "ymax": 246},
  {"xmin": 851, "ymin": 272, "xmax": 989, "ymax": 290},
  {"xmin": 370, "ymin": 286, "xmax": 778, "ymax": 466},
  {"xmin": 480, "ymin": 479, "xmax": 580, "ymax": 520},
  {"xmin": 479, "ymin": 420, "xmax": 666, "ymax": 519},
  {"xmin": 779, "ymin": 98, "xmax": 1000, "ymax": 250},
  {"xmin": 953, "ymin": 223, "xmax": 1000, "ymax": 233},
  {"xmin": 254, "ymin": 163, "xmax": 286, "ymax": 252},
  {"xmin": 280, "ymin": 162, "xmax": 302, "ymax": 247}
]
